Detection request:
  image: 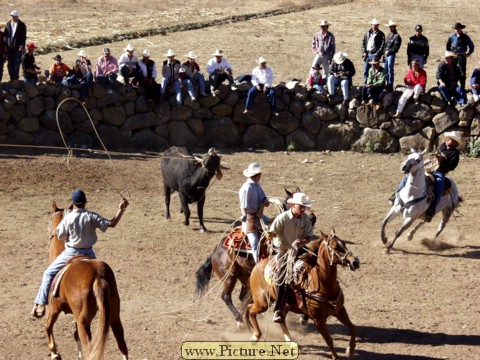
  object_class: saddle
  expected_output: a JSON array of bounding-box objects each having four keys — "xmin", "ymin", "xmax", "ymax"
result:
[
  {"xmin": 50, "ymin": 255, "xmax": 92, "ymax": 298},
  {"xmin": 222, "ymin": 226, "xmax": 270, "ymax": 261}
]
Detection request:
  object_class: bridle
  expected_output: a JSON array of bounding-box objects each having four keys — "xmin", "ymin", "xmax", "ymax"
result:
[
  {"xmin": 403, "ymin": 156, "xmax": 425, "ymax": 175},
  {"xmin": 325, "ymin": 234, "xmax": 352, "ymax": 266}
]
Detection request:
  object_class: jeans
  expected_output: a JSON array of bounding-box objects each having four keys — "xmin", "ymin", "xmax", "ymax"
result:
[
  {"xmin": 182, "ymin": 78, "xmax": 197, "ymax": 99},
  {"xmin": 120, "ymin": 66, "xmax": 137, "ymax": 85},
  {"xmin": 438, "ymin": 83, "xmax": 466, "ymax": 105},
  {"xmin": 362, "ymin": 85, "xmax": 384, "ymax": 104},
  {"xmin": 246, "ymin": 232, "xmax": 259, "ymax": 263},
  {"xmin": 7, "ymin": 49, "xmax": 22, "ymax": 81},
  {"xmin": 209, "ymin": 70, "xmax": 234, "ymax": 90},
  {"xmin": 161, "ymin": 78, "xmax": 182, "ymax": 104},
  {"xmin": 245, "ymin": 85, "xmax": 276, "ymax": 112},
  {"xmin": 410, "ymin": 54, "xmax": 426, "ymax": 69},
  {"xmin": 96, "ymin": 73, "xmax": 117, "ymax": 91},
  {"xmin": 384, "ymin": 53, "xmax": 396, "ymax": 91},
  {"xmin": 34, "ymin": 246, "xmax": 96, "ymax": 305},
  {"xmin": 427, "ymin": 171, "xmax": 445, "ymax": 215},
  {"xmin": 397, "ymin": 84, "xmax": 424, "ymax": 113},
  {"xmin": 327, "ymin": 75, "xmax": 349, "ymax": 100}
]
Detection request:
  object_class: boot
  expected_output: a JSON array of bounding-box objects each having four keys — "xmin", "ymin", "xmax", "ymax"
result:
[{"xmin": 273, "ymin": 285, "xmax": 286, "ymax": 323}]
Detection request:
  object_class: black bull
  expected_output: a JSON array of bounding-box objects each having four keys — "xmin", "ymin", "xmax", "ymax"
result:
[{"xmin": 161, "ymin": 146, "xmax": 224, "ymax": 233}]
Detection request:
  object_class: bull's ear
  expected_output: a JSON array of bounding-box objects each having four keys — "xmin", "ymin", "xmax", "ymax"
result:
[
  {"xmin": 215, "ymin": 169, "xmax": 223, "ymax": 180},
  {"xmin": 285, "ymin": 188, "xmax": 292, "ymax": 197},
  {"xmin": 208, "ymin": 147, "xmax": 217, "ymax": 156}
]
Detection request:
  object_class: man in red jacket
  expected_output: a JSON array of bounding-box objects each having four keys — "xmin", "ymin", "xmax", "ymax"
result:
[{"xmin": 393, "ymin": 60, "xmax": 427, "ymax": 118}]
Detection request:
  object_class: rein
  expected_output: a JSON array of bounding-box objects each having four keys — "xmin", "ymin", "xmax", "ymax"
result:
[{"xmin": 325, "ymin": 235, "xmax": 351, "ymax": 266}]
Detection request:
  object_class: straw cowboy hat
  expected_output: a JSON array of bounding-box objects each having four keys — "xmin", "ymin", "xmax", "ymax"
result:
[
  {"xmin": 243, "ymin": 162, "xmax": 262, "ymax": 177},
  {"xmin": 444, "ymin": 131, "xmax": 464, "ymax": 147},
  {"xmin": 369, "ymin": 57, "xmax": 380, "ymax": 64},
  {"xmin": 256, "ymin": 56, "xmax": 267, "ymax": 64},
  {"xmin": 164, "ymin": 49, "xmax": 176, "ymax": 57},
  {"xmin": 333, "ymin": 52, "xmax": 347, "ymax": 65},
  {"xmin": 124, "ymin": 44, "xmax": 134, "ymax": 52},
  {"xmin": 319, "ymin": 20, "xmax": 330, "ymax": 27},
  {"xmin": 369, "ymin": 18, "xmax": 380, "ymax": 25},
  {"xmin": 212, "ymin": 49, "xmax": 225, "ymax": 57},
  {"xmin": 142, "ymin": 49, "xmax": 150, "ymax": 57},
  {"xmin": 385, "ymin": 20, "xmax": 397, "ymax": 27},
  {"xmin": 77, "ymin": 50, "xmax": 87, "ymax": 57},
  {"xmin": 444, "ymin": 51, "xmax": 456, "ymax": 58},
  {"xmin": 187, "ymin": 51, "xmax": 197, "ymax": 59},
  {"xmin": 287, "ymin": 192, "xmax": 313, "ymax": 207},
  {"xmin": 453, "ymin": 22, "xmax": 466, "ymax": 29}
]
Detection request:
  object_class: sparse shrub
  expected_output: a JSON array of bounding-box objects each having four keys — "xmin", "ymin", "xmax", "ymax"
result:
[
  {"xmin": 466, "ymin": 140, "xmax": 480, "ymax": 158},
  {"xmin": 365, "ymin": 141, "xmax": 381, "ymax": 153},
  {"xmin": 287, "ymin": 140, "xmax": 298, "ymax": 151}
]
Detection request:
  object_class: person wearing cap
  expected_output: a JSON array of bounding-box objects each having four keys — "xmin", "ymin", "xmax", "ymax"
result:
[
  {"xmin": 31, "ymin": 190, "xmax": 129, "ymax": 318},
  {"xmin": 118, "ymin": 43, "xmax": 139, "ymax": 88},
  {"xmin": 46, "ymin": 54, "xmax": 72, "ymax": 84},
  {"xmin": 362, "ymin": 56, "xmax": 386, "ymax": 110},
  {"xmin": 4, "ymin": 10, "xmax": 27, "ymax": 81},
  {"xmin": 306, "ymin": 63, "xmax": 324, "ymax": 93},
  {"xmin": 436, "ymin": 51, "xmax": 466, "ymax": 106},
  {"xmin": 135, "ymin": 49, "xmax": 159, "ymax": 105},
  {"xmin": 327, "ymin": 52, "xmax": 356, "ymax": 105},
  {"xmin": 95, "ymin": 48, "xmax": 119, "ymax": 94},
  {"xmin": 393, "ymin": 60, "xmax": 427, "ymax": 118},
  {"xmin": 470, "ymin": 59, "xmax": 480, "ymax": 102},
  {"xmin": 310, "ymin": 20, "xmax": 336, "ymax": 81},
  {"xmin": 244, "ymin": 57, "xmax": 277, "ymax": 115},
  {"xmin": 161, "ymin": 49, "xmax": 182, "ymax": 105},
  {"xmin": 361, "ymin": 18, "xmax": 385, "ymax": 84},
  {"xmin": 239, "ymin": 162, "xmax": 270, "ymax": 263},
  {"xmin": 21, "ymin": 42, "xmax": 41, "ymax": 85},
  {"xmin": 180, "ymin": 51, "xmax": 207, "ymax": 101},
  {"xmin": 406, "ymin": 25, "xmax": 429, "ymax": 69},
  {"xmin": 268, "ymin": 192, "xmax": 314, "ymax": 323},
  {"xmin": 446, "ymin": 22, "xmax": 474, "ymax": 91},
  {"xmin": 383, "ymin": 20, "xmax": 402, "ymax": 92},
  {"xmin": 206, "ymin": 49, "xmax": 236, "ymax": 95},
  {"xmin": 424, "ymin": 131, "xmax": 463, "ymax": 222}
]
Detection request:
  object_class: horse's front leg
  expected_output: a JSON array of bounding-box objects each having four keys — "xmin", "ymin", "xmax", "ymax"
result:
[
  {"xmin": 314, "ymin": 319, "xmax": 338, "ymax": 360},
  {"xmin": 406, "ymin": 220, "xmax": 426, "ymax": 241},
  {"xmin": 334, "ymin": 306, "xmax": 356, "ymax": 358},
  {"xmin": 386, "ymin": 217, "xmax": 416, "ymax": 254},
  {"xmin": 381, "ymin": 206, "xmax": 399, "ymax": 244}
]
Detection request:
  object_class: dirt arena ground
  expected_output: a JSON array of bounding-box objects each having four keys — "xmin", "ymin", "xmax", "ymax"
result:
[{"xmin": 0, "ymin": 148, "xmax": 479, "ymax": 359}]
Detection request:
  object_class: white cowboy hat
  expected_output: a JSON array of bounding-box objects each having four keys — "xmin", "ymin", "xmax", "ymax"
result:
[
  {"xmin": 369, "ymin": 57, "xmax": 380, "ymax": 64},
  {"xmin": 124, "ymin": 43, "xmax": 134, "ymax": 52},
  {"xmin": 444, "ymin": 131, "xmax": 464, "ymax": 147},
  {"xmin": 77, "ymin": 50, "xmax": 87, "ymax": 57},
  {"xmin": 256, "ymin": 56, "xmax": 267, "ymax": 64},
  {"xmin": 319, "ymin": 20, "xmax": 330, "ymax": 26},
  {"xmin": 142, "ymin": 49, "xmax": 150, "ymax": 57},
  {"xmin": 165, "ymin": 49, "xmax": 176, "ymax": 57},
  {"xmin": 243, "ymin": 162, "xmax": 262, "ymax": 177},
  {"xmin": 187, "ymin": 51, "xmax": 197, "ymax": 59},
  {"xmin": 212, "ymin": 49, "xmax": 224, "ymax": 56},
  {"xmin": 385, "ymin": 20, "xmax": 397, "ymax": 27},
  {"xmin": 444, "ymin": 50, "xmax": 456, "ymax": 58},
  {"xmin": 369, "ymin": 18, "xmax": 380, "ymax": 25},
  {"xmin": 10, "ymin": 10, "xmax": 19, "ymax": 17},
  {"xmin": 333, "ymin": 52, "xmax": 347, "ymax": 65},
  {"xmin": 287, "ymin": 192, "xmax": 313, "ymax": 207}
]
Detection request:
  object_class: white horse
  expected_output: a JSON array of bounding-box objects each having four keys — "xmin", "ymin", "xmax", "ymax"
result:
[{"xmin": 381, "ymin": 149, "xmax": 461, "ymax": 254}]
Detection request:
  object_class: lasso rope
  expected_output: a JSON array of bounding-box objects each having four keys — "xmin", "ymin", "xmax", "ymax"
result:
[{"xmin": 55, "ymin": 97, "xmax": 131, "ymax": 201}]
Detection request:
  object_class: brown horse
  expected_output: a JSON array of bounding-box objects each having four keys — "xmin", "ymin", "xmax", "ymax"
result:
[
  {"xmin": 243, "ymin": 228, "xmax": 359, "ymax": 360},
  {"xmin": 195, "ymin": 188, "xmax": 316, "ymax": 326},
  {"xmin": 44, "ymin": 202, "xmax": 128, "ymax": 360}
]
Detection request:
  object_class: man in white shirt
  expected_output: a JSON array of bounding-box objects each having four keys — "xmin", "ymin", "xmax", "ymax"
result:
[
  {"xmin": 206, "ymin": 49, "xmax": 235, "ymax": 95},
  {"xmin": 243, "ymin": 57, "xmax": 277, "ymax": 115},
  {"xmin": 118, "ymin": 43, "xmax": 139, "ymax": 88}
]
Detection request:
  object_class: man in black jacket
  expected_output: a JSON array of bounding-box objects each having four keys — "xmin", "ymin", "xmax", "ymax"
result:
[
  {"xmin": 407, "ymin": 25, "xmax": 429, "ymax": 69},
  {"xmin": 361, "ymin": 18, "xmax": 385, "ymax": 84},
  {"xmin": 4, "ymin": 10, "xmax": 27, "ymax": 81}
]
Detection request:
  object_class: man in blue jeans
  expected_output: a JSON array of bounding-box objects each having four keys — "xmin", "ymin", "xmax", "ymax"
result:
[
  {"xmin": 244, "ymin": 57, "xmax": 277, "ymax": 115},
  {"xmin": 31, "ymin": 190, "xmax": 128, "ymax": 318},
  {"xmin": 383, "ymin": 20, "xmax": 402, "ymax": 91}
]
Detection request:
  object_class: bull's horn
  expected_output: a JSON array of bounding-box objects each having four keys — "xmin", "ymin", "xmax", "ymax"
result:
[
  {"xmin": 219, "ymin": 164, "xmax": 230, "ymax": 170},
  {"xmin": 193, "ymin": 155, "xmax": 203, "ymax": 161}
]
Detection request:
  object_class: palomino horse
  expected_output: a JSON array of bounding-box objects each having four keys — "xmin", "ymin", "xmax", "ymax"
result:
[
  {"xmin": 243, "ymin": 228, "xmax": 360, "ymax": 360},
  {"xmin": 195, "ymin": 188, "xmax": 316, "ymax": 326},
  {"xmin": 44, "ymin": 202, "xmax": 128, "ymax": 360},
  {"xmin": 381, "ymin": 150, "xmax": 461, "ymax": 253}
]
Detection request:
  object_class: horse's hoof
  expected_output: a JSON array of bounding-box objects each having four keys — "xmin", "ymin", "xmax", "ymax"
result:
[
  {"xmin": 381, "ymin": 237, "xmax": 387, "ymax": 245},
  {"xmin": 199, "ymin": 228, "xmax": 206, "ymax": 234},
  {"xmin": 299, "ymin": 316, "xmax": 308, "ymax": 326},
  {"xmin": 51, "ymin": 353, "xmax": 61, "ymax": 360},
  {"xmin": 384, "ymin": 247, "xmax": 391, "ymax": 255},
  {"xmin": 236, "ymin": 321, "xmax": 245, "ymax": 329},
  {"xmin": 249, "ymin": 335, "xmax": 259, "ymax": 341}
]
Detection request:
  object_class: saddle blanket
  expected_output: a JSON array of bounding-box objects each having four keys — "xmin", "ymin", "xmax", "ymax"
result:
[{"xmin": 223, "ymin": 227, "xmax": 251, "ymax": 253}]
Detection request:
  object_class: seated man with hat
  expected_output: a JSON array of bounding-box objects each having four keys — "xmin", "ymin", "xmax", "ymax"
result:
[
  {"xmin": 436, "ymin": 51, "xmax": 466, "ymax": 106},
  {"xmin": 446, "ymin": 22, "xmax": 474, "ymax": 91},
  {"xmin": 46, "ymin": 54, "xmax": 71, "ymax": 84},
  {"xmin": 327, "ymin": 52, "xmax": 356, "ymax": 105},
  {"xmin": 361, "ymin": 56, "xmax": 386, "ymax": 110},
  {"xmin": 206, "ymin": 49, "xmax": 236, "ymax": 95},
  {"xmin": 306, "ymin": 63, "xmax": 324, "ymax": 93},
  {"xmin": 160, "ymin": 49, "xmax": 182, "ymax": 105},
  {"xmin": 180, "ymin": 51, "xmax": 208, "ymax": 101},
  {"xmin": 244, "ymin": 57, "xmax": 277, "ymax": 115},
  {"xmin": 269, "ymin": 192, "xmax": 314, "ymax": 323},
  {"xmin": 136, "ymin": 49, "xmax": 159, "ymax": 105},
  {"xmin": 118, "ymin": 43, "xmax": 139, "ymax": 88}
]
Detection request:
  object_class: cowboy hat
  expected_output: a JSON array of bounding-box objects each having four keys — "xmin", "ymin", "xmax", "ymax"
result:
[
  {"xmin": 124, "ymin": 43, "xmax": 134, "ymax": 52},
  {"xmin": 187, "ymin": 51, "xmax": 197, "ymax": 59},
  {"xmin": 165, "ymin": 49, "xmax": 176, "ymax": 57},
  {"xmin": 212, "ymin": 49, "xmax": 224, "ymax": 56},
  {"xmin": 312, "ymin": 63, "xmax": 321, "ymax": 70},
  {"xmin": 319, "ymin": 20, "xmax": 330, "ymax": 26},
  {"xmin": 369, "ymin": 57, "xmax": 380, "ymax": 64},
  {"xmin": 142, "ymin": 49, "xmax": 150, "ymax": 57},
  {"xmin": 453, "ymin": 22, "xmax": 466, "ymax": 29},
  {"xmin": 53, "ymin": 54, "xmax": 62, "ymax": 61},
  {"xmin": 444, "ymin": 51, "xmax": 456, "ymax": 58},
  {"xmin": 385, "ymin": 20, "xmax": 397, "ymax": 27},
  {"xmin": 333, "ymin": 52, "xmax": 347, "ymax": 65},
  {"xmin": 256, "ymin": 56, "xmax": 267, "ymax": 64},
  {"xmin": 287, "ymin": 192, "xmax": 313, "ymax": 207},
  {"xmin": 243, "ymin": 162, "xmax": 262, "ymax": 177},
  {"xmin": 77, "ymin": 50, "xmax": 87, "ymax": 57},
  {"xmin": 444, "ymin": 131, "xmax": 464, "ymax": 147},
  {"xmin": 369, "ymin": 18, "xmax": 380, "ymax": 25}
]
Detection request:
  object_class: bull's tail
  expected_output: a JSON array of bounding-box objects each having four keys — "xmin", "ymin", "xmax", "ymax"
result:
[
  {"xmin": 195, "ymin": 254, "xmax": 213, "ymax": 296},
  {"xmin": 86, "ymin": 277, "xmax": 110, "ymax": 360}
]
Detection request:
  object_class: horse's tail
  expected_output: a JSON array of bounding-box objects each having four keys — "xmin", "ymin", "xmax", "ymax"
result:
[
  {"xmin": 86, "ymin": 276, "xmax": 110, "ymax": 360},
  {"xmin": 195, "ymin": 254, "xmax": 213, "ymax": 296}
]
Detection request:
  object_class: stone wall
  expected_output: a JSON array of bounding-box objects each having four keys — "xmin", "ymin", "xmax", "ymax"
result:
[{"xmin": 0, "ymin": 80, "xmax": 478, "ymax": 153}]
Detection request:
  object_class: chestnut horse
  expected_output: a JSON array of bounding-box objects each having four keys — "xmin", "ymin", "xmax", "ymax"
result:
[
  {"xmin": 195, "ymin": 188, "xmax": 316, "ymax": 326},
  {"xmin": 44, "ymin": 202, "xmax": 128, "ymax": 360},
  {"xmin": 243, "ymin": 228, "xmax": 360, "ymax": 360}
]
